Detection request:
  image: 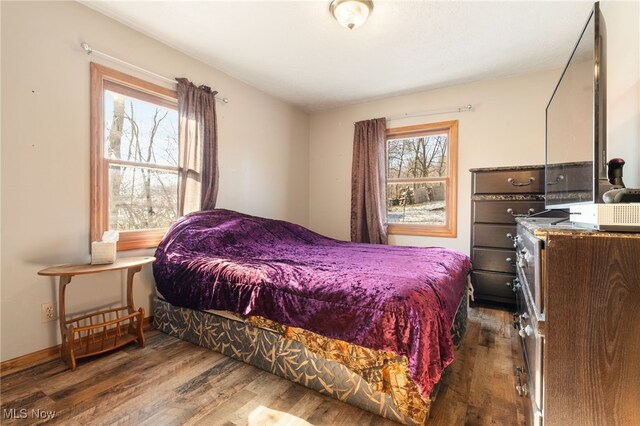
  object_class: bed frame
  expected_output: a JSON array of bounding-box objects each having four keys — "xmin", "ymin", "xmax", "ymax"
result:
[{"xmin": 154, "ymin": 292, "xmax": 468, "ymax": 425}]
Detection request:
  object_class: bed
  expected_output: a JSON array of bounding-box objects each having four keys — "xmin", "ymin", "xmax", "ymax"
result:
[{"xmin": 153, "ymin": 209, "xmax": 471, "ymax": 424}]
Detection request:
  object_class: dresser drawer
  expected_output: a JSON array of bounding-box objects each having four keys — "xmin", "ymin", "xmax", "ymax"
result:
[
  {"xmin": 472, "ymin": 247, "xmax": 516, "ymax": 274},
  {"xmin": 473, "ymin": 168, "xmax": 544, "ymax": 194},
  {"xmin": 473, "ymin": 200, "xmax": 546, "ymax": 224},
  {"xmin": 472, "ymin": 224, "xmax": 516, "ymax": 249},
  {"xmin": 471, "ymin": 271, "xmax": 516, "ymax": 300}
]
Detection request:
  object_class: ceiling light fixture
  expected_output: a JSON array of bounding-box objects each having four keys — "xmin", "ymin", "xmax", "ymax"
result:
[{"xmin": 330, "ymin": 0, "xmax": 373, "ymax": 30}]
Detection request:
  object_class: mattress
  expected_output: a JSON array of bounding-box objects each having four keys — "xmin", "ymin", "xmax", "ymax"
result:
[{"xmin": 153, "ymin": 209, "xmax": 471, "ymax": 398}]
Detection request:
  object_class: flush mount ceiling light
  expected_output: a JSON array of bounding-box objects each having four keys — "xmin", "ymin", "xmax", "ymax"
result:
[{"xmin": 330, "ymin": 0, "xmax": 373, "ymax": 30}]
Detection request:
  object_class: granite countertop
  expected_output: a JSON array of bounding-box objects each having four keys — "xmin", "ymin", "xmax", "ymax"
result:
[
  {"xmin": 516, "ymin": 217, "xmax": 640, "ymax": 239},
  {"xmin": 471, "ymin": 194, "xmax": 546, "ymax": 201},
  {"xmin": 469, "ymin": 164, "xmax": 544, "ymax": 172}
]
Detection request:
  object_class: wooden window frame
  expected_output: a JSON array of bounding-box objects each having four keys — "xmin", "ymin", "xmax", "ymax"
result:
[
  {"xmin": 90, "ymin": 63, "xmax": 178, "ymax": 251},
  {"xmin": 385, "ymin": 120, "xmax": 458, "ymax": 238}
]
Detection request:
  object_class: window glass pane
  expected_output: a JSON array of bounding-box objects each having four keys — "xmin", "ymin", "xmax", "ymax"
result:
[
  {"xmin": 387, "ymin": 134, "xmax": 448, "ymax": 179},
  {"xmin": 109, "ymin": 165, "xmax": 178, "ymax": 231},
  {"xmin": 104, "ymin": 90, "xmax": 178, "ymax": 167},
  {"xmin": 387, "ymin": 181, "xmax": 446, "ymax": 225}
]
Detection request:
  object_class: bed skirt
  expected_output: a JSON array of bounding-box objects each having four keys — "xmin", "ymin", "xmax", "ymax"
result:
[{"xmin": 154, "ymin": 295, "xmax": 468, "ymax": 425}]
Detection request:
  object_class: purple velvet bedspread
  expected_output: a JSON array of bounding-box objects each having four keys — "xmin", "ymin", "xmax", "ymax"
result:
[{"xmin": 154, "ymin": 209, "xmax": 471, "ymax": 397}]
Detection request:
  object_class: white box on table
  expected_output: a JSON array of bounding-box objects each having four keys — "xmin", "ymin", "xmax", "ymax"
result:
[{"xmin": 91, "ymin": 241, "xmax": 116, "ymax": 265}]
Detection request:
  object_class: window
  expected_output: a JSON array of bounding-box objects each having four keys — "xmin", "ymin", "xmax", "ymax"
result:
[
  {"xmin": 386, "ymin": 120, "xmax": 458, "ymax": 237},
  {"xmin": 91, "ymin": 63, "xmax": 179, "ymax": 251}
]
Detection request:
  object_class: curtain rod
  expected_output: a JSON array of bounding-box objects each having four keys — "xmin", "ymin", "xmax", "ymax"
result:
[
  {"xmin": 80, "ymin": 42, "xmax": 229, "ymax": 104},
  {"xmin": 354, "ymin": 104, "xmax": 473, "ymax": 125},
  {"xmin": 386, "ymin": 104, "xmax": 473, "ymax": 121}
]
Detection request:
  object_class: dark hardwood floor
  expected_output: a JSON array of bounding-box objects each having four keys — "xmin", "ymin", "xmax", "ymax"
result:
[{"xmin": 0, "ymin": 306, "xmax": 525, "ymax": 425}]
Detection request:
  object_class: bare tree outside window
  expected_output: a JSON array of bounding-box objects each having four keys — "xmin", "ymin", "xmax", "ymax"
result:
[
  {"xmin": 104, "ymin": 90, "xmax": 179, "ymax": 232},
  {"xmin": 387, "ymin": 134, "xmax": 448, "ymax": 224},
  {"xmin": 385, "ymin": 121, "xmax": 458, "ymax": 237}
]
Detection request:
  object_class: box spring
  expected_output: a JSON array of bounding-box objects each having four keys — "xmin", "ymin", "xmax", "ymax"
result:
[{"xmin": 154, "ymin": 294, "xmax": 468, "ymax": 425}]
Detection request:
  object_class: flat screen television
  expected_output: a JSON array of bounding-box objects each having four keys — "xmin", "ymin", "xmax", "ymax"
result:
[{"xmin": 545, "ymin": 2, "xmax": 607, "ymax": 209}]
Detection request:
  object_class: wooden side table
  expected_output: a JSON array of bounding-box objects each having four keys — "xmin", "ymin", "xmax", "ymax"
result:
[{"xmin": 38, "ymin": 256, "xmax": 155, "ymax": 370}]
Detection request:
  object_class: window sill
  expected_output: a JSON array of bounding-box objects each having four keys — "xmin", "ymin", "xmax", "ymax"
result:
[
  {"xmin": 115, "ymin": 229, "xmax": 167, "ymax": 251},
  {"xmin": 387, "ymin": 224, "xmax": 457, "ymax": 238}
]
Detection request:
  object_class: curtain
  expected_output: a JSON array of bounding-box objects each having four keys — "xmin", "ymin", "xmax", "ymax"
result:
[
  {"xmin": 176, "ymin": 78, "xmax": 219, "ymax": 215},
  {"xmin": 350, "ymin": 118, "xmax": 388, "ymax": 244}
]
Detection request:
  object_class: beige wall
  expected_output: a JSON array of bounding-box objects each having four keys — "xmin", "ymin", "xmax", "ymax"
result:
[
  {"xmin": 0, "ymin": 1, "xmax": 309, "ymax": 361},
  {"xmin": 601, "ymin": 0, "xmax": 640, "ymax": 187},
  {"xmin": 309, "ymin": 69, "xmax": 559, "ymax": 253}
]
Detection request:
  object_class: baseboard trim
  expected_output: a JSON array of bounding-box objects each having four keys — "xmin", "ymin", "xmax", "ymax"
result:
[{"xmin": 0, "ymin": 316, "xmax": 154, "ymax": 377}]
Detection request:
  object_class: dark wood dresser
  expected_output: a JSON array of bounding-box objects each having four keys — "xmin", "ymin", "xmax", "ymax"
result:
[
  {"xmin": 513, "ymin": 218, "xmax": 640, "ymax": 425},
  {"xmin": 470, "ymin": 165, "xmax": 546, "ymax": 305}
]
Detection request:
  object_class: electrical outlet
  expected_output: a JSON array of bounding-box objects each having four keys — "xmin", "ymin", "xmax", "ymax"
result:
[{"xmin": 41, "ymin": 303, "xmax": 57, "ymax": 323}]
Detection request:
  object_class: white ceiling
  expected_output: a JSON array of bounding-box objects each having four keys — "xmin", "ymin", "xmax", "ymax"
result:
[{"xmin": 80, "ymin": 0, "xmax": 595, "ymax": 112}]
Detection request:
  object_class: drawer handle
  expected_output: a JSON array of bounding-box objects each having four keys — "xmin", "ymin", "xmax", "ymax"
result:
[
  {"xmin": 507, "ymin": 176, "xmax": 535, "ymax": 186},
  {"xmin": 516, "ymin": 384, "xmax": 529, "ymax": 397},
  {"xmin": 518, "ymin": 324, "xmax": 533, "ymax": 338},
  {"xmin": 506, "ymin": 233, "xmax": 519, "ymax": 247},
  {"xmin": 506, "ymin": 257, "xmax": 516, "ymax": 266},
  {"xmin": 515, "ymin": 386, "xmax": 523, "ymax": 397},
  {"xmin": 517, "ymin": 250, "xmax": 528, "ymax": 268},
  {"xmin": 512, "ymin": 312, "xmax": 521, "ymax": 329},
  {"xmin": 547, "ymin": 174, "xmax": 565, "ymax": 185},
  {"xmin": 506, "ymin": 277, "xmax": 521, "ymax": 293},
  {"xmin": 507, "ymin": 208, "xmax": 535, "ymax": 217},
  {"xmin": 512, "ymin": 312, "xmax": 529, "ymax": 327},
  {"xmin": 515, "ymin": 366, "xmax": 529, "ymax": 397}
]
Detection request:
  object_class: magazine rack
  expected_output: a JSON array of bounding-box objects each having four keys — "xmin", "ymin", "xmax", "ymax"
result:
[{"xmin": 38, "ymin": 256, "xmax": 154, "ymax": 369}]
